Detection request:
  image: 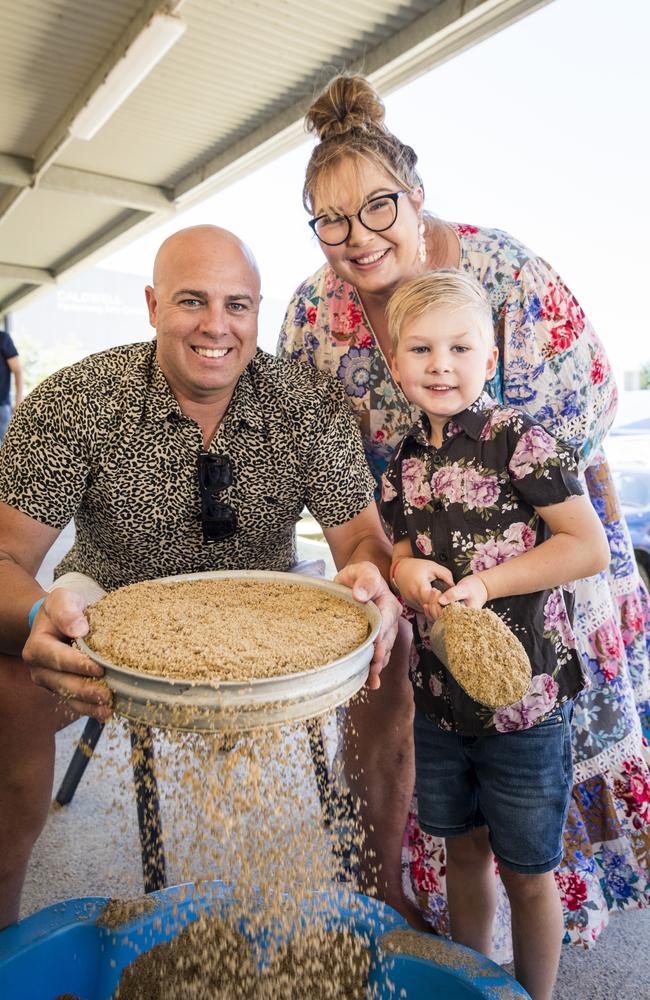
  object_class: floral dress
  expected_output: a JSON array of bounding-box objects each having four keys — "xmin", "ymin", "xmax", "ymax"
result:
[{"xmin": 278, "ymin": 223, "xmax": 650, "ymax": 953}]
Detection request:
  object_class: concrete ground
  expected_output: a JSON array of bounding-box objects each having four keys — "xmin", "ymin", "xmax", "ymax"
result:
[{"xmin": 16, "ymin": 523, "xmax": 650, "ymax": 999}]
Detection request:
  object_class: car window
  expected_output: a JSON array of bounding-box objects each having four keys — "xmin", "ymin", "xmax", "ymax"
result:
[{"xmin": 612, "ymin": 470, "xmax": 650, "ymax": 508}]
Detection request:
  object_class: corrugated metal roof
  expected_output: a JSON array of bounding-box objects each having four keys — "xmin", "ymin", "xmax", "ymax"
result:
[{"xmin": 0, "ymin": 0, "xmax": 550, "ymax": 317}]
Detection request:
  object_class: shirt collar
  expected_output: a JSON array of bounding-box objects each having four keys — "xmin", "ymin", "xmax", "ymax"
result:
[
  {"xmin": 144, "ymin": 346, "xmax": 267, "ymax": 434},
  {"xmin": 405, "ymin": 391, "xmax": 497, "ymax": 447},
  {"xmin": 226, "ymin": 354, "xmax": 267, "ymax": 434}
]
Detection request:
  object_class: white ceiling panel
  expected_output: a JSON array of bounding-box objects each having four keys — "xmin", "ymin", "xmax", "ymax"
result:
[{"xmin": 0, "ymin": 0, "xmax": 550, "ymax": 318}]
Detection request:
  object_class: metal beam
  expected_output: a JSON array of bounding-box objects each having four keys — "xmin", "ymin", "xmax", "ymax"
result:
[
  {"xmin": 0, "ymin": 1, "xmax": 186, "ymax": 230},
  {"xmin": 0, "ymin": 262, "xmax": 54, "ymax": 285},
  {"xmin": 0, "ymin": 154, "xmax": 32, "ymax": 188},
  {"xmin": 0, "ymin": 154, "xmax": 175, "ymax": 212},
  {"xmin": 32, "ymin": 0, "xmax": 186, "ymax": 176},
  {"xmin": 0, "ymin": 209, "xmax": 155, "ymax": 317},
  {"xmin": 43, "ymin": 166, "xmax": 174, "ymax": 213}
]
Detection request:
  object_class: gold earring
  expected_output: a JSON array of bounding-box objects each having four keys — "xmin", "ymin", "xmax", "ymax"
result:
[{"xmin": 418, "ymin": 220, "xmax": 427, "ymax": 264}]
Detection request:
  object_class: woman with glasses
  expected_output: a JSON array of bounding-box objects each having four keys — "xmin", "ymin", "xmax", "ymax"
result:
[{"xmin": 277, "ymin": 73, "xmax": 650, "ymax": 956}]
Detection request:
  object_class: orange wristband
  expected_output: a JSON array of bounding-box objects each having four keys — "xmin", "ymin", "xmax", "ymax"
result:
[{"xmin": 389, "ymin": 557, "xmax": 406, "ymax": 595}]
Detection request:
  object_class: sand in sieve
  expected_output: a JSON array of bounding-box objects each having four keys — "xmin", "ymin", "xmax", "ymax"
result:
[{"xmin": 84, "ymin": 579, "xmax": 369, "ymax": 681}]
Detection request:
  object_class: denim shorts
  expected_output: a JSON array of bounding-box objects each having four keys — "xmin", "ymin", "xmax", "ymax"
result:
[{"xmin": 413, "ymin": 702, "xmax": 574, "ymax": 874}]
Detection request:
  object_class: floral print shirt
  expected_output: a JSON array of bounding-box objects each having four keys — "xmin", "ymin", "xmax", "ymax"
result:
[
  {"xmin": 379, "ymin": 393, "xmax": 588, "ymax": 736},
  {"xmin": 278, "ymin": 223, "xmax": 617, "ymax": 488}
]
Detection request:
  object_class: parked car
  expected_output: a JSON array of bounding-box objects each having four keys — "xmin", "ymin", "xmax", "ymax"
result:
[{"xmin": 607, "ymin": 437, "xmax": 650, "ymax": 590}]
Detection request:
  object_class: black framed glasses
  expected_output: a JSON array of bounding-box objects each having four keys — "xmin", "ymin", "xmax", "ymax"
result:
[
  {"xmin": 197, "ymin": 453, "xmax": 237, "ymax": 542},
  {"xmin": 308, "ymin": 191, "xmax": 407, "ymax": 246}
]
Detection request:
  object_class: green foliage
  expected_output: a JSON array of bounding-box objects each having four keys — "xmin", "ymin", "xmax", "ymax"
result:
[
  {"xmin": 12, "ymin": 328, "xmax": 85, "ymax": 395},
  {"xmin": 640, "ymin": 361, "xmax": 650, "ymax": 391}
]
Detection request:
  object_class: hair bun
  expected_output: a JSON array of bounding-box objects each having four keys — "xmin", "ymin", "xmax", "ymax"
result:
[{"xmin": 305, "ymin": 73, "xmax": 386, "ymax": 140}]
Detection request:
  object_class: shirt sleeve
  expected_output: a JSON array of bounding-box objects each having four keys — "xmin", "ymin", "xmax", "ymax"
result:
[
  {"xmin": 0, "ymin": 331, "xmax": 18, "ymax": 360},
  {"xmin": 500, "ymin": 256, "xmax": 616, "ymax": 470},
  {"xmin": 378, "ymin": 452, "xmax": 409, "ymax": 545},
  {"xmin": 277, "ymin": 279, "xmax": 320, "ymax": 366},
  {"xmin": 507, "ymin": 415, "xmax": 584, "ymax": 508},
  {"xmin": 301, "ymin": 375, "xmax": 376, "ymax": 528},
  {"xmin": 0, "ymin": 372, "xmax": 91, "ymax": 528}
]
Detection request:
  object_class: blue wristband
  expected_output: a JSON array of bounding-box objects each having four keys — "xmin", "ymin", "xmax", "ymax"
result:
[{"xmin": 28, "ymin": 597, "xmax": 46, "ymax": 630}]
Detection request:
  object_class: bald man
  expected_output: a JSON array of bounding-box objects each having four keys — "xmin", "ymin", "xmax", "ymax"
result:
[{"xmin": 0, "ymin": 225, "xmax": 400, "ymax": 927}]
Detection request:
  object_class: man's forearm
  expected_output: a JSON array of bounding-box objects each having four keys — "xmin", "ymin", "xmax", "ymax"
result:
[
  {"xmin": 344, "ymin": 533, "xmax": 391, "ymax": 579},
  {"xmin": 0, "ymin": 559, "xmax": 44, "ymax": 653}
]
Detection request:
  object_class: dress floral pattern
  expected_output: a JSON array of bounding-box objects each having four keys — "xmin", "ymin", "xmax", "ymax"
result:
[{"xmin": 278, "ymin": 223, "xmax": 650, "ymax": 954}]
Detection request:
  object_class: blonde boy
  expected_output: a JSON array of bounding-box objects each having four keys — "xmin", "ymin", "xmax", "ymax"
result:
[{"xmin": 379, "ymin": 270, "xmax": 609, "ymax": 1000}]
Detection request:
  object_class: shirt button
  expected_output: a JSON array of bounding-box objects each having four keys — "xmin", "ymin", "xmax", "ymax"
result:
[
  {"xmin": 437, "ymin": 552, "xmax": 449, "ymax": 563},
  {"xmin": 431, "ymin": 454, "xmax": 442, "ymax": 465},
  {"xmin": 433, "ymin": 501, "xmax": 443, "ymax": 512}
]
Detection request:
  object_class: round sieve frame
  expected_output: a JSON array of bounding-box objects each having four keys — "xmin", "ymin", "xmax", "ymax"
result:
[{"xmin": 77, "ymin": 570, "xmax": 381, "ymax": 733}]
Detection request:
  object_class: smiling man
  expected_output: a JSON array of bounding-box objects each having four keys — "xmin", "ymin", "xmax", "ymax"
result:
[{"xmin": 0, "ymin": 224, "xmax": 399, "ymax": 928}]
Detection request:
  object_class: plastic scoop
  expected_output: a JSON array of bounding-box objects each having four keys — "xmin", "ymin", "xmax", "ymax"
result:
[{"xmin": 427, "ymin": 581, "xmax": 532, "ymax": 709}]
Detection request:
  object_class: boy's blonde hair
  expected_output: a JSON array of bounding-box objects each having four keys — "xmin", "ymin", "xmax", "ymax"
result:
[{"xmin": 386, "ymin": 269, "xmax": 494, "ymax": 353}]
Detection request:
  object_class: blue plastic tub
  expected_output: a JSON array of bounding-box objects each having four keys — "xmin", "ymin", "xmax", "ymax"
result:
[{"xmin": 0, "ymin": 882, "xmax": 529, "ymax": 999}]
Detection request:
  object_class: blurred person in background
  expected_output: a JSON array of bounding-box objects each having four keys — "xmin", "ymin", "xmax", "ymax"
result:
[{"xmin": 0, "ymin": 327, "xmax": 23, "ymax": 442}]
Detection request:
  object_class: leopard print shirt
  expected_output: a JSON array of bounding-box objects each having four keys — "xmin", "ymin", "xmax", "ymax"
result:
[{"xmin": 0, "ymin": 343, "xmax": 375, "ymax": 590}]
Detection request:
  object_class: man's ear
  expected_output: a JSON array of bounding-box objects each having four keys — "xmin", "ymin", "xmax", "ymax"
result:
[{"xmin": 144, "ymin": 286, "xmax": 157, "ymax": 328}]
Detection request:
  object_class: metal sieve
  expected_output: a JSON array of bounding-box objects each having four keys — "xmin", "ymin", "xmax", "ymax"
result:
[{"xmin": 76, "ymin": 570, "xmax": 381, "ymax": 733}]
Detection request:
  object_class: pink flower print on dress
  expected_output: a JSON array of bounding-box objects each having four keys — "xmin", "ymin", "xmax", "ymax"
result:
[
  {"xmin": 416, "ymin": 533, "xmax": 432, "ymax": 555},
  {"xmin": 555, "ymin": 870, "xmax": 588, "ymax": 912},
  {"xmin": 493, "ymin": 673, "xmax": 559, "ymax": 732},
  {"xmin": 463, "ymin": 467, "xmax": 500, "ymax": 510},
  {"xmin": 591, "ymin": 353, "xmax": 606, "ymax": 385},
  {"xmin": 509, "ymin": 424, "xmax": 558, "ymax": 479},
  {"xmin": 614, "ymin": 760, "xmax": 650, "ymax": 828},
  {"xmin": 348, "ymin": 302, "xmax": 363, "ymax": 328},
  {"xmin": 545, "ymin": 322, "xmax": 579, "ymax": 358},
  {"xmin": 541, "ymin": 282, "xmax": 586, "ymax": 336},
  {"xmin": 431, "ymin": 462, "xmax": 465, "ymax": 504},
  {"xmin": 543, "ymin": 590, "xmax": 577, "ymax": 648},
  {"xmin": 619, "ymin": 593, "xmax": 645, "ymax": 647},
  {"xmin": 592, "ymin": 618, "xmax": 626, "ymax": 681},
  {"xmin": 381, "ymin": 473, "xmax": 397, "ymax": 502},
  {"xmin": 402, "ymin": 457, "xmax": 432, "ymax": 508}
]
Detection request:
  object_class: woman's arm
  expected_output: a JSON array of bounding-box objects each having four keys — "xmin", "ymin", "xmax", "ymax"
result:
[{"xmin": 500, "ymin": 257, "xmax": 617, "ymax": 469}]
